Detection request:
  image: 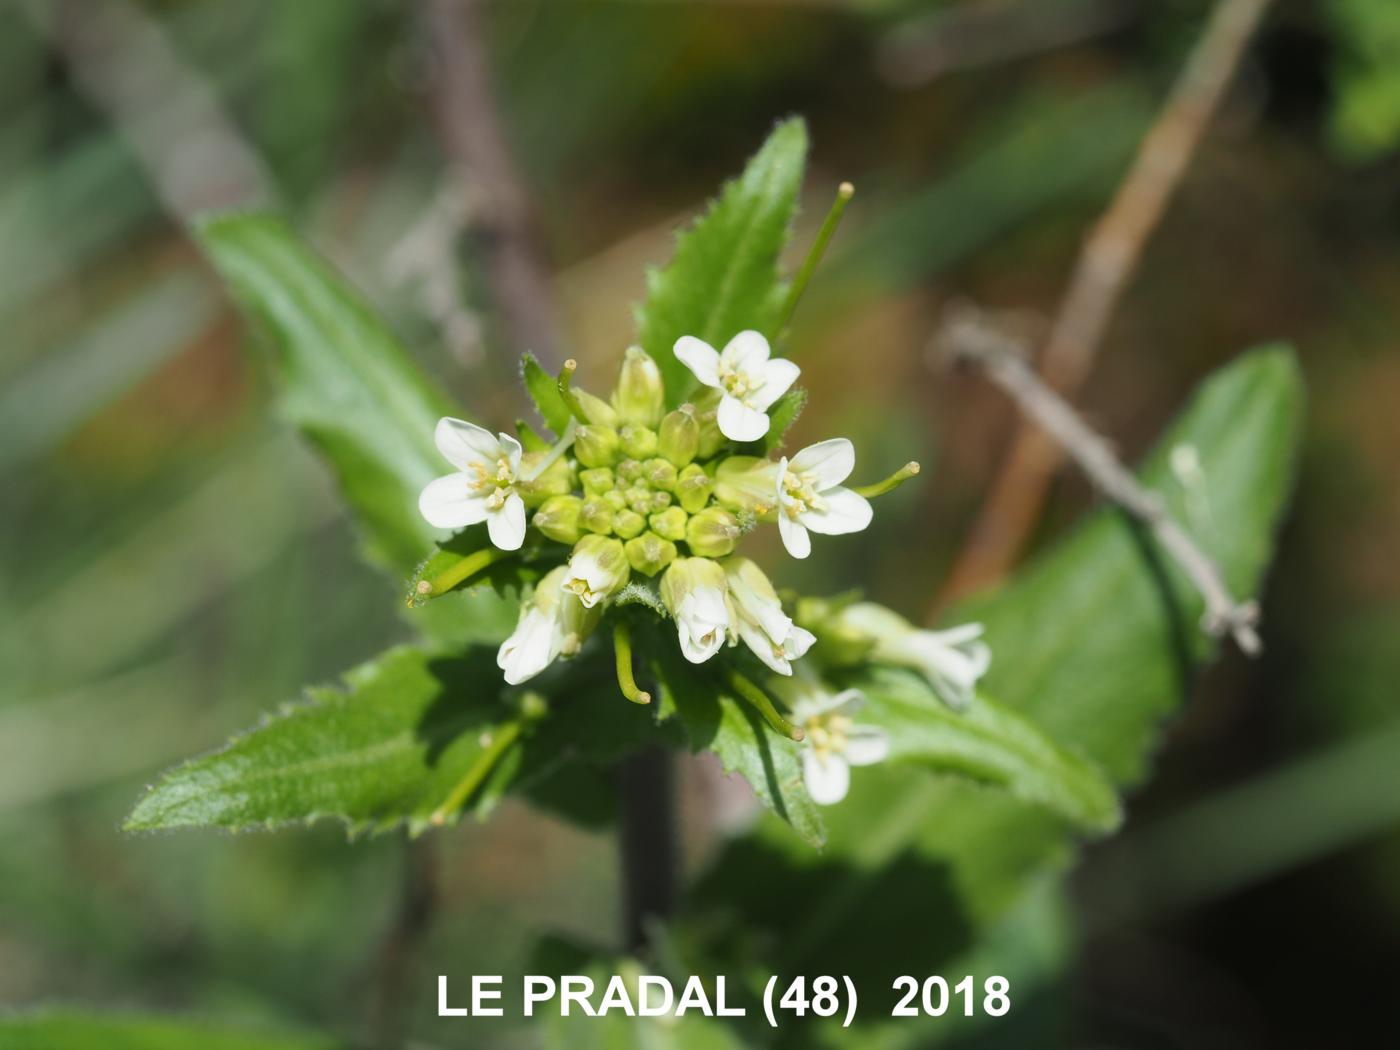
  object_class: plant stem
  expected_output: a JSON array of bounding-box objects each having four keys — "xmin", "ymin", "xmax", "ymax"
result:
[
  {"xmin": 618, "ymin": 746, "xmax": 677, "ymax": 954},
  {"xmin": 779, "ymin": 181, "xmax": 854, "ymax": 330},
  {"xmin": 727, "ymin": 669, "xmax": 805, "ymax": 741},
  {"xmin": 613, "ymin": 621, "xmax": 652, "ymax": 704}
]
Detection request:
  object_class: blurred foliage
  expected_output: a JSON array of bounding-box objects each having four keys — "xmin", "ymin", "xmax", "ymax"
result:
[{"xmin": 1, "ymin": 0, "xmax": 1397, "ymax": 1047}]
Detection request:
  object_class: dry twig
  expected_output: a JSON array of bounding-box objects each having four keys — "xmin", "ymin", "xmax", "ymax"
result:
[
  {"xmin": 940, "ymin": 306, "xmax": 1262, "ymax": 656},
  {"xmin": 940, "ymin": 0, "xmax": 1274, "ymax": 602}
]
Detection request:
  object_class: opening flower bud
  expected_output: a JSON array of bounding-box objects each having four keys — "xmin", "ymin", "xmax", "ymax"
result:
[
  {"xmin": 659, "ymin": 557, "xmax": 729, "ymax": 663},
  {"xmin": 579, "ymin": 467, "xmax": 615, "ymax": 496},
  {"xmin": 834, "ymin": 603, "xmax": 991, "ymax": 709},
  {"xmin": 497, "ymin": 565, "xmax": 601, "ymax": 685},
  {"xmin": 612, "ymin": 346, "xmax": 665, "ymax": 427},
  {"xmin": 563, "ymin": 535, "xmax": 630, "ymax": 608},
  {"xmin": 616, "ymin": 458, "xmax": 644, "ymax": 483},
  {"xmin": 625, "ymin": 531, "xmax": 678, "ymax": 577},
  {"xmin": 575, "ymin": 424, "xmax": 620, "ymax": 468},
  {"xmin": 515, "ymin": 451, "xmax": 575, "ymax": 505},
  {"xmin": 658, "ymin": 405, "xmax": 700, "ymax": 466},
  {"xmin": 693, "ymin": 388, "xmax": 726, "ymax": 459},
  {"xmin": 532, "ymin": 495, "xmax": 583, "ymax": 544},
  {"xmin": 714, "ymin": 456, "xmax": 780, "ymax": 516},
  {"xmin": 676, "ymin": 463, "xmax": 714, "ymax": 514},
  {"xmin": 686, "ymin": 506, "xmax": 741, "ymax": 558},
  {"xmin": 722, "ymin": 557, "xmax": 816, "ymax": 676},
  {"xmin": 645, "ymin": 457, "xmax": 678, "ymax": 493},
  {"xmin": 619, "ymin": 424, "xmax": 659, "ymax": 460},
  {"xmin": 580, "ymin": 499, "xmax": 615, "ymax": 535},
  {"xmin": 649, "ymin": 506, "xmax": 689, "ymax": 542},
  {"xmin": 614, "ymin": 509, "xmax": 647, "ymax": 540}
]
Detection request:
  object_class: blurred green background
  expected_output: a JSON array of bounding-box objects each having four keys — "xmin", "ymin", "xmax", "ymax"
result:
[{"xmin": 2, "ymin": 0, "xmax": 1398, "ymax": 1046}]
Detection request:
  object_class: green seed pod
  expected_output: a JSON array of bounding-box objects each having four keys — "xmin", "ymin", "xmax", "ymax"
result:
[
  {"xmin": 532, "ymin": 495, "xmax": 583, "ymax": 545},
  {"xmin": 574, "ymin": 388, "xmax": 619, "ymax": 427},
  {"xmin": 575, "ymin": 425, "xmax": 620, "ymax": 468},
  {"xmin": 658, "ymin": 405, "xmax": 700, "ymax": 467},
  {"xmin": 676, "ymin": 463, "xmax": 714, "ymax": 514},
  {"xmin": 616, "ymin": 458, "xmax": 644, "ymax": 484},
  {"xmin": 645, "ymin": 457, "xmax": 679, "ymax": 493},
  {"xmin": 649, "ymin": 506, "xmax": 688, "ymax": 542},
  {"xmin": 580, "ymin": 499, "xmax": 615, "ymax": 535},
  {"xmin": 625, "ymin": 531, "xmax": 678, "ymax": 577},
  {"xmin": 619, "ymin": 424, "xmax": 659, "ymax": 460},
  {"xmin": 686, "ymin": 506, "xmax": 741, "ymax": 558},
  {"xmin": 579, "ymin": 467, "xmax": 615, "ymax": 497},
  {"xmin": 614, "ymin": 509, "xmax": 647, "ymax": 540},
  {"xmin": 612, "ymin": 346, "xmax": 665, "ymax": 427}
]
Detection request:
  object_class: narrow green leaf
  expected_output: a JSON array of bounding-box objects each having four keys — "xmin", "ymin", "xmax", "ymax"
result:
[
  {"xmin": 125, "ymin": 646, "xmax": 517, "ymax": 836},
  {"xmin": 650, "ymin": 644, "xmax": 825, "ymax": 847},
  {"xmin": 636, "ymin": 119, "xmax": 808, "ymax": 406},
  {"xmin": 195, "ymin": 213, "xmax": 454, "ymax": 576},
  {"xmin": 522, "ymin": 352, "xmax": 572, "ymax": 435},
  {"xmin": 0, "ymin": 1011, "xmax": 341, "ymax": 1050},
  {"xmin": 856, "ymin": 666, "xmax": 1120, "ymax": 833}
]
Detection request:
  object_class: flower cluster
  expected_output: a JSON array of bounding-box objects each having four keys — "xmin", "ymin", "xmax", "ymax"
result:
[{"xmin": 418, "ymin": 331, "xmax": 988, "ymax": 804}]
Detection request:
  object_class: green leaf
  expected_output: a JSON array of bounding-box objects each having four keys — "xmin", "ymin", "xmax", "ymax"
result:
[
  {"xmin": 522, "ymin": 352, "xmax": 572, "ymax": 435},
  {"xmin": 761, "ymin": 386, "xmax": 807, "ymax": 452},
  {"xmin": 195, "ymin": 213, "xmax": 454, "ymax": 576},
  {"xmin": 636, "ymin": 119, "xmax": 807, "ymax": 406},
  {"xmin": 126, "ymin": 646, "xmax": 518, "ymax": 836},
  {"xmin": 649, "ymin": 642, "xmax": 824, "ymax": 848},
  {"xmin": 0, "ymin": 1011, "xmax": 341, "ymax": 1050},
  {"xmin": 857, "ymin": 666, "xmax": 1120, "ymax": 833}
]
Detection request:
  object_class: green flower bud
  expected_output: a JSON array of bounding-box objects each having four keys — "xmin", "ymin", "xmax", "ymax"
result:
[
  {"xmin": 602, "ymin": 490, "xmax": 628, "ymax": 512},
  {"xmin": 563, "ymin": 535, "xmax": 630, "ymax": 607},
  {"xmin": 614, "ymin": 509, "xmax": 647, "ymax": 540},
  {"xmin": 649, "ymin": 490, "xmax": 673, "ymax": 513},
  {"xmin": 795, "ymin": 595, "xmax": 874, "ymax": 667},
  {"xmin": 686, "ymin": 506, "xmax": 741, "ymax": 558},
  {"xmin": 612, "ymin": 346, "xmax": 665, "ymax": 427},
  {"xmin": 625, "ymin": 531, "xmax": 678, "ymax": 577},
  {"xmin": 532, "ymin": 495, "xmax": 583, "ymax": 544},
  {"xmin": 619, "ymin": 424, "xmax": 658, "ymax": 460},
  {"xmin": 714, "ymin": 456, "xmax": 779, "ymax": 516},
  {"xmin": 515, "ymin": 451, "xmax": 575, "ymax": 506},
  {"xmin": 575, "ymin": 425, "xmax": 619, "ymax": 468},
  {"xmin": 676, "ymin": 463, "xmax": 713, "ymax": 514},
  {"xmin": 625, "ymin": 486, "xmax": 653, "ymax": 515},
  {"xmin": 616, "ymin": 458, "xmax": 644, "ymax": 484},
  {"xmin": 645, "ymin": 457, "xmax": 678, "ymax": 493},
  {"xmin": 658, "ymin": 405, "xmax": 700, "ymax": 467},
  {"xmin": 693, "ymin": 388, "xmax": 725, "ymax": 459},
  {"xmin": 580, "ymin": 498, "xmax": 615, "ymax": 535},
  {"xmin": 579, "ymin": 467, "xmax": 615, "ymax": 497},
  {"xmin": 574, "ymin": 388, "xmax": 619, "ymax": 427},
  {"xmin": 649, "ymin": 506, "xmax": 688, "ymax": 542}
]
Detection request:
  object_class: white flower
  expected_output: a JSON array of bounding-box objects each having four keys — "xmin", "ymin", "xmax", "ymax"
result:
[
  {"xmin": 837, "ymin": 603, "xmax": 991, "ymax": 709},
  {"xmin": 497, "ymin": 567, "xmax": 597, "ymax": 685},
  {"xmin": 419, "ymin": 418, "xmax": 528, "ymax": 550},
  {"xmin": 774, "ymin": 438, "xmax": 873, "ymax": 559},
  {"xmin": 562, "ymin": 535, "xmax": 629, "ymax": 609},
  {"xmin": 722, "ymin": 557, "xmax": 815, "ymax": 675},
  {"xmin": 660, "ymin": 557, "xmax": 730, "ymax": 664},
  {"xmin": 673, "ymin": 330, "xmax": 799, "ymax": 443},
  {"xmin": 776, "ymin": 677, "xmax": 889, "ymax": 805}
]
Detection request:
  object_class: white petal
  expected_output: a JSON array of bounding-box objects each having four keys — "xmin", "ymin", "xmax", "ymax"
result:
[
  {"xmin": 784, "ymin": 625, "xmax": 817, "ymax": 662},
  {"xmin": 486, "ymin": 492, "xmax": 527, "ymax": 551},
  {"xmin": 435, "ymin": 417, "xmax": 500, "ymax": 470},
  {"xmin": 803, "ymin": 750, "xmax": 851, "ymax": 805},
  {"xmin": 931, "ymin": 622, "xmax": 986, "ymax": 647},
  {"xmin": 497, "ymin": 611, "xmax": 559, "ymax": 685},
  {"xmin": 674, "ymin": 336, "xmax": 721, "ymax": 387},
  {"xmin": 844, "ymin": 727, "xmax": 890, "ymax": 767},
  {"xmin": 826, "ymin": 688, "xmax": 867, "ymax": 717},
  {"xmin": 800, "ymin": 487, "xmax": 873, "ymax": 536},
  {"xmin": 750, "ymin": 357, "xmax": 800, "ymax": 411},
  {"xmin": 789, "ymin": 438, "xmax": 855, "ymax": 489},
  {"xmin": 720, "ymin": 329, "xmax": 770, "ymax": 372},
  {"xmin": 777, "ymin": 512, "xmax": 812, "ymax": 558},
  {"xmin": 419, "ymin": 474, "xmax": 490, "ymax": 529},
  {"xmin": 737, "ymin": 620, "xmax": 791, "ymax": 675},
  {"xmin": 497, "ymin": 432, "xmax": 524, "ymax": 473},
  {"xmin": 678, "ymin": 623, "xmax": 725, "ymax": 664},
  {"xmin": 717, "ymin": 395, "xmax": 771, "ymax": 442}
]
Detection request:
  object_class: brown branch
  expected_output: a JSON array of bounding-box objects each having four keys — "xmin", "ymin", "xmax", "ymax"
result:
[
  {"xmin": 939, "ymin": 0, "xmax": 1274, "ymax": 605},
  {"xmin": 941, "ymin": 306, "xmax": 1261, "ymax": 656},
  {"xmin": 424, "ymin": 0, "xmax": 567, "ymax": 369}
]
